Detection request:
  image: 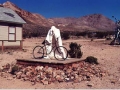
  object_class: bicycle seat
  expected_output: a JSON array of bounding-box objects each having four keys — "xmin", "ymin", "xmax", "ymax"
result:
[{"xmin": 42, "ymin": 40, "xmax": 51, "ymax": 45}]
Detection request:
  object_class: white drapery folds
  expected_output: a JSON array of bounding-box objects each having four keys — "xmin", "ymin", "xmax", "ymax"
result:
[{"xmin": 45, "ymin": 26, "xmax": 66, "ymax": 59}]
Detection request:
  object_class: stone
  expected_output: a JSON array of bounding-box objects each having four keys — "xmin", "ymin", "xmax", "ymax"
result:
[
  {"xmin": 53, "ymin": 71, "xmax": 57, "ymax": 78},
  {"xmin": 65, "ymin": 78, "xmax": 70, "ymax": 81},
  {"xmin": 23, "ymin": 77, "xmax": 29, "ymax": 81},
  {"xmin": 22, "ymin": 49, "xmax": 27, "ymax": 52},
  {"xmin": 41, "ymin": 80, "xmax": 49, "ymax": 85},
  {"xmin": 21, "ymin": 74, "xmax": 26, "ymax": 78},
  {"xmin": 55, "ymin": 75, "xmax": 64, "ymax": 82},
  {"xmin": 74, "ymin": 79, "xmax": 79, "ymax": 83},
  {"xmin": 79, "ymin": 62, "xmax": 84, "ymax": 67},
  {"xmin": 0, "ymin": 72, "xmax": 8, "ymax": 78},
  {"xmin": 26, "ymin": 71, "xmax": 31, "ymax": 77},
  {"xmin": 31, "ymin": 81, "xmax": 36, "ymax": 85},
  {"xmin": 35, "ymin": 66, "xmax": 44, "ymax": 71},
  {"xmin": 50, "ymin": 77, "xmax": 56, "ymax": 82},
  {"xmin": 46, "ymin": 67, "xmax": 53, "ymax": 74},
  {"xmin": 74, "ymin": 74, "xmax": 79, "ymax": 79},
  {"xmin": 78, "ymin": 77, "xmax": 83, "ymax": 82},
  {"xmin": 86, "ymin": 76, "xmax": 91, "ymax": 81},
  {"xmin": 66, "ymin": 69, "xmax": 72, "ymax": 74},
  {"xmin": 100, "ymin": 72, "xmax": 106, "ymax": 77},
  {"xmin": 71, "ymin": 76, "xmax": 74, "ymax": 80},
  {"xmin": 56, "ymin": 70, "xmax": 62, "ymax": 75},
  {"xmin": 40, "ymin": 72, "xmax": 46, "ymax": 79},
  {"xmin": 7, "ymin": 51, "xmax": 13, "ymax": 55},
  {"xmin": 110, "ymin": 79, "xmax": 117, "ymax": 84},
  {"xmin": 26, "ymin": 66, "xmax": 33, "ymax": 70},
  {"xmin": 61, "ymin": 71, "xmax": 65, "ymax": 76},
  {"xmin": 12, "ymin": 75, "xmax": 16, "ymax": 78},
  {"xmin": 82, "ymin": 76, "xmax": 87, "ymax": 81},
  {"xmin": 72, "ymin": 63, "xmax": 79, "ymax": 68},
  {"xmin": 0, "ymin": 66, "xmax": 3, "ymax": 71},
  {"xmin": 37, "ymin": 75, "xmax": 40, "ymax": 78},
  {"xmin": 35, "ymin": 77, "xmax": 40, "ymax": 82},
  {"xmin": 87, "ymin": 82, "xmax": 94, "ymax": 87},
  {"xmin": 16, "ymin": 72, "xmax": 22, "ymax": 79},
  {"xmin": 56, "ymin": 75, "xmax": 61, "ymax": 79}
]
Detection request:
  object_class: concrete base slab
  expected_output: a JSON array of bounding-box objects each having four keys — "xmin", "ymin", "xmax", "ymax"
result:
[{"xmin": 16, "ymin": 58, "xmax": 84, "ymax": 65}]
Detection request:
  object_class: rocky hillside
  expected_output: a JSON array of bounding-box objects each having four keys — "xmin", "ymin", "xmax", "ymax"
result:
[
  {"xmin": 49, "ymin": 14, "xmax": 115, "ymax": 31},
  {"xmin": 2, "ymin": 1, "xmax": 52, "ymax": 27}
]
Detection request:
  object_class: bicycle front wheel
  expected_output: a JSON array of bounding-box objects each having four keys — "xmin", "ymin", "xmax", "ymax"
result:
[
  {"xmin": 54, "ymin": 46, "xmax": 68, "ymax": 61},
  {"xmin": 33, "ymin": 46, "xmax": 44, "ymax": 59}
]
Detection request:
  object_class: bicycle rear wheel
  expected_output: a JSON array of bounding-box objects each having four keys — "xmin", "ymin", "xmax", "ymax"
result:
[
  {"xmin": 33, "ymin": 46, "xmax": 44, "ymax": 59},
  {"xmin": 54, "ymin": 46, "xmax": 68, "ymax": 61}
]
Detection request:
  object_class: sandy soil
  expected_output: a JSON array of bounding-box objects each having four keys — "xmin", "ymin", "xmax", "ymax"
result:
[{"xmin": 0, "ymin": 37, "xmax": 120, "ymax": 89}]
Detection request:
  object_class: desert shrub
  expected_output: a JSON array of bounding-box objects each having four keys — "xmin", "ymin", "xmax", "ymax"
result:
[
  {"xmin": 95, "ymin": 31, "xmax": 113, "ymax": 39},
  {"xmin": 11, "ymin": 65, "xmax": 19, "ymax": 75},
  {"xmin": 96, "ymin": 32, "xmax": 106, "ymax": 38},
  {"xmin": 68, "ymin": 42, "xmax": 83, "ymax": 58},
  {"xmin": 61, "ymin": 32, "xmax": 70, "ymax": 40},
  {"xmin": 23, "ymin": 25, "xmax": 49, "ymax": 38},
  {"xmin": 85, "ymin": 56, "xmax": 98, "ymax": 64},
  {"xmin": 74, "ymin": 31, "xmax": 88, "ymax": 37},
  {"xmin": 106, "ymin": 37, "xmax": 112, "ymax": 40}
]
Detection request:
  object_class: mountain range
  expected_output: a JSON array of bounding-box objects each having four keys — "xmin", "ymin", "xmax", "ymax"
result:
[
  {"xmin": 0, "ymin": 1, "xmax": 116, "ymax": 37},
  {"xmin": 49, "ymin": 14, "xmax": 115, "ymax": 31}
]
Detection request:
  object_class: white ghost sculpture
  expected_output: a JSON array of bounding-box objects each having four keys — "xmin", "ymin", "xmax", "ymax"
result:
[{"xmin": 45, "ymin": 26, "xmax": 66, "ymax": 59}]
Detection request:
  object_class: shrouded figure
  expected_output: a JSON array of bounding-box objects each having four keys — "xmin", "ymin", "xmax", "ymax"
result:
[{"xmin": 45, "ymin": 26, "xmax": 66, "ymax": 59}]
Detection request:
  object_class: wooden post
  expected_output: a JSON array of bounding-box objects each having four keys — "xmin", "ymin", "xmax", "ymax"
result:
[
  {"xmin": 20, "ymin": 40, "xmax": 23, "ymax": 50},
  {"xmin": 2, "ymin": 41, "xmax": 4, "ymax": 52}
]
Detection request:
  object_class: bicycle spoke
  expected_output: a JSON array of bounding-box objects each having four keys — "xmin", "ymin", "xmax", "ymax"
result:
[
  {"xmin": 54, "ymin": 46, "xmax": 68, "ymax": 61},
  {"xmin": 33, "ymin": 46, "xmax": 44, "ymax": 59}
]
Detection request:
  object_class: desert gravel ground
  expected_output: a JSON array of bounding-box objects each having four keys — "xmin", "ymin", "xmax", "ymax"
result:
[{"xmin": 0, "ymin": 38, "xmax": 120, "ymax": 89}]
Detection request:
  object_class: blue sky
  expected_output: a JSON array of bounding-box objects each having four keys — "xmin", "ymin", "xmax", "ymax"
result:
[{"xmin": 0, "ymin": 0, "xmax": 120, "ymax": 21}]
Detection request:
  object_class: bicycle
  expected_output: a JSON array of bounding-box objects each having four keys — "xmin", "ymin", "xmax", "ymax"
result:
[{"xmin": 33, "ymin": 39, "xmax": 68, "ymax": 61}]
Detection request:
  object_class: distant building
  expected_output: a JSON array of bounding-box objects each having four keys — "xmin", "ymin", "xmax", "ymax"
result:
[{"xmin": 0, "ymin": 7, "xmax": 26, "ymax": 52}]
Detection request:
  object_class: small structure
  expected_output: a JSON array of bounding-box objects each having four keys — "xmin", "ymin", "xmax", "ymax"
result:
[{"xmin": 0, "ymin": 7, "xmax": 26, "ymax": 52}]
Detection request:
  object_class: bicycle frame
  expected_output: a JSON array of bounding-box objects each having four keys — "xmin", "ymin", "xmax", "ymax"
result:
[
  {"xmin": 42, "ymin": 39, "xmax": 60, "ymax": 56},
  {"xmin": 43, "ymin": 44, "xmax": 56, "ymax": 55}
]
